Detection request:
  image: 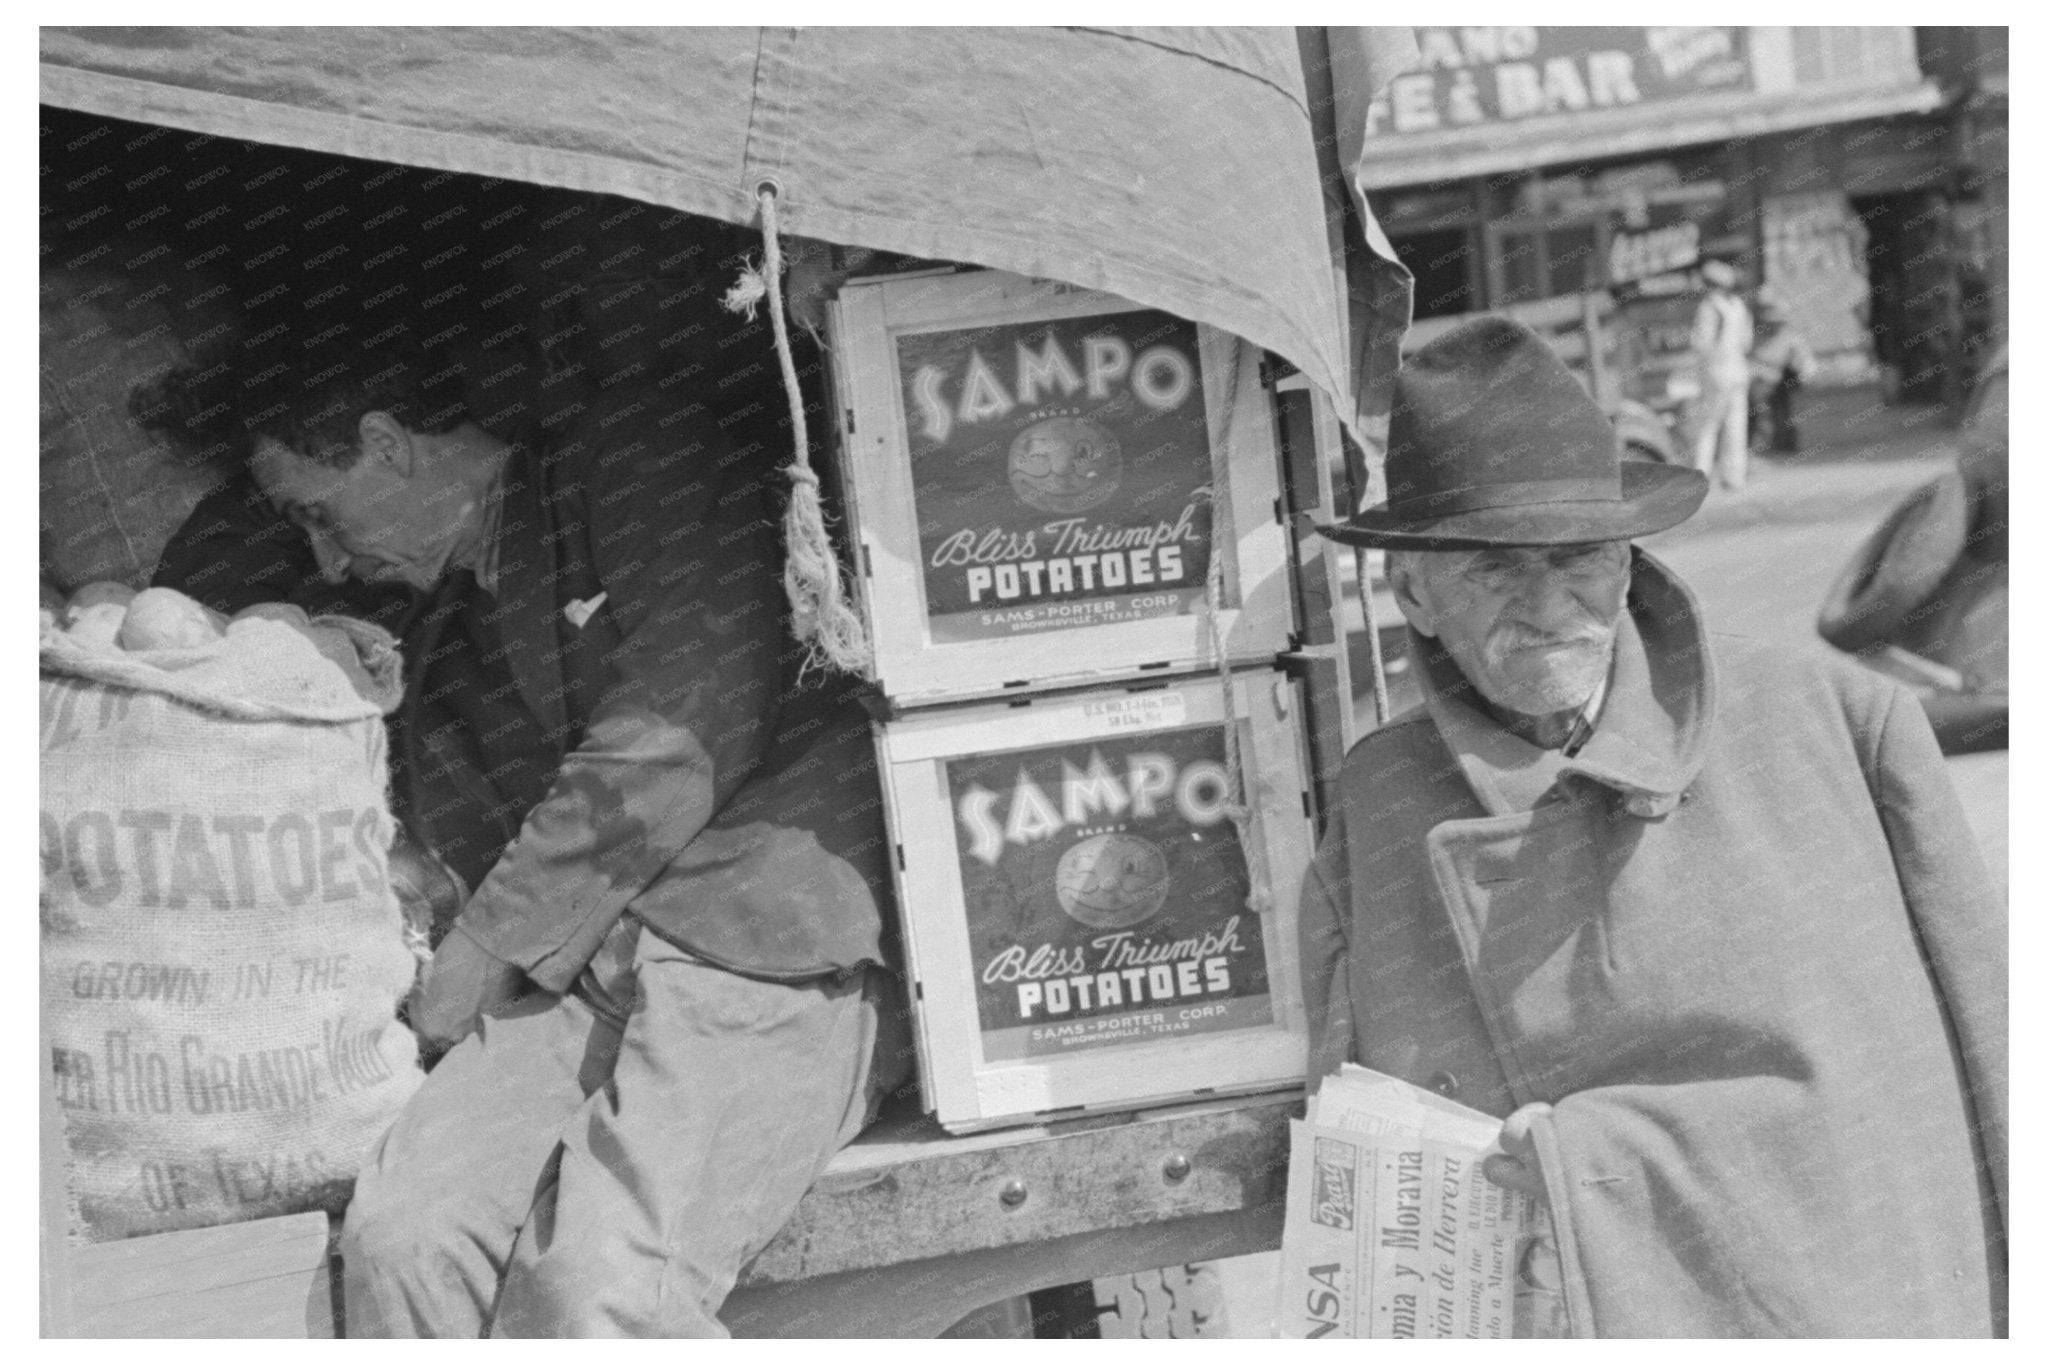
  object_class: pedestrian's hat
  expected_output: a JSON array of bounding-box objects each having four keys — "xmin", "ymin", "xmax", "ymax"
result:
[
  {"xmin": 1700, "ymin": 259, "xmax": 1738, "ymax": 288},
  {"xmin": 1318, "ymin": 316, "xmax": 1708, "ymax": 550}
]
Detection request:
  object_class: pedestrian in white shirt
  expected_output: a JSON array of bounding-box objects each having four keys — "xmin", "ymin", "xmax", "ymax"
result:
[{"xmin": 1688, "ymin": 259, "xmax": 1753, "ymax": 490}]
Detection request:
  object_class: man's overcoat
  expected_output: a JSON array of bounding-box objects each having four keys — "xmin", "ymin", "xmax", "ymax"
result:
[{"xmin": 1298, "ymin": 552, "xmax": 2006, "ymax": 1336}]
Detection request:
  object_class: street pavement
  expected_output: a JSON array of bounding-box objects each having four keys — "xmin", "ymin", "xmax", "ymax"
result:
[
  {"xmin": 1643, "ymin": 385, "xmax": 1961, "ymax": 652},
  {"xmin": 1642, "ymin": 390, "xmax": 2006, "ymax": 894}
]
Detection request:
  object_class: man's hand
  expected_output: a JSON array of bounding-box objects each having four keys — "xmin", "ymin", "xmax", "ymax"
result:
[
  {"xmin": 1485, "ymin": 1103, "xmax": 1569, "ymax": 1336},
  {"xmin": 1482, "ymin": 1101, "xmax": 1553, "ymax": 1207},
  {"xmin": 411, "ymin": 925, "xmax": 524, "ymax": 1047}
]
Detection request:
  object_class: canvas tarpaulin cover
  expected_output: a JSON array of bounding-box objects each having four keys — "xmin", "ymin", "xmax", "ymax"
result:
[{"xmin": 39, "ymin": 25, "xmax": 1415, "ymax": 434}]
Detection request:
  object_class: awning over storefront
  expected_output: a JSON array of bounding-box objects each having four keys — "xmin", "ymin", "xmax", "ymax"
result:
[
  {"xmin": 1355, "ymin": 25, "xmax": 1943, "ymax": 190},
  {"xmin": 1359, "ymin": 81, "xmax": 1944, "ymax": 189},
  {"xmin": 39, "ymin": 25, "xmax": 1418, "ymax": 430}
]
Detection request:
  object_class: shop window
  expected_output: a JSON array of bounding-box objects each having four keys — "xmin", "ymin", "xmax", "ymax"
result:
[
  {"xmin": 1494, "ymin": 227, "xmax": 1545, "ymax": 306},
  {"xmin": 1388, "ymin": 228, "xmax": 1476, "ymax": 320},
  {"xmin": 1546, "ymin": 223, "xmax": 1600, "ymax": 296},
  {"xmin": 1486, "ymin": 219, "xmax": 1603, "ymax": 308}
]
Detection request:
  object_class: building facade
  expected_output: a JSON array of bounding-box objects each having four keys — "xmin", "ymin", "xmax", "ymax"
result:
[{"xmin": 1361, "ymin": 26, "xmax": 2006, "ymax": 406}]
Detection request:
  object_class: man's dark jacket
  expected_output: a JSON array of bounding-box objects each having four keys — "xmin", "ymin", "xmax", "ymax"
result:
[{"xmin": 156, "ymin": 418, "xmax": 892, "ymax": 988}]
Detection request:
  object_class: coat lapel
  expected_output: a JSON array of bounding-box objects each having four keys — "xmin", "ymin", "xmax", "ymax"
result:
[
  {"xmin": 1560, "ymin": 551, "xmax": 1713, "ymax": 815},
  {"xmin": 483, "ymin": 448, "xmax": 570, "ymax": 751}
]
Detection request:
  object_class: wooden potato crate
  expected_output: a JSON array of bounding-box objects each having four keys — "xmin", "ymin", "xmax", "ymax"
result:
[
  {"xmin": 829, "ymin": 268, "xmax": 1297, "ymax": 707},
  {"xmin": 874, "ymin": 671, "xmax": 1315, "ymax": 1132}
]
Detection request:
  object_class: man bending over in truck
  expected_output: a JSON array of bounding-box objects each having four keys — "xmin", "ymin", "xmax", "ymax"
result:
[{"xmin": 157, "ymin": 318, "xmax": 907, "ymax": 1337}]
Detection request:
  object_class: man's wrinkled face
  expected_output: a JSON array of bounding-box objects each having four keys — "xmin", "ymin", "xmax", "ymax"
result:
[
  {"xmin": 251, "ymin": 434, "xmax": 459, "ymax": 591},
  {"xmin": 1393, "ymin": 542, "xmax": 1632, "ymax": 717}
]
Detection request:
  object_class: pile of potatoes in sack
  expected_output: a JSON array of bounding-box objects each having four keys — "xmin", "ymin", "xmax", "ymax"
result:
[{"xmin": 41, "ymin": 581, "xmax": 425, "ymax": 1239}]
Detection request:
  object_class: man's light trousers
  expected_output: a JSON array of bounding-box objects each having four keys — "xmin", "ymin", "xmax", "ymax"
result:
[{"xmin": 341, "ymin": 923, "xmax": 904, "ymax": 1337}]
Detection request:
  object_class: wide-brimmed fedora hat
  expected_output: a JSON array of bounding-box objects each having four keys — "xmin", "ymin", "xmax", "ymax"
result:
[{"xmin": 1319, "ymin": 317, "xmax": 1707, "ymax": 550}]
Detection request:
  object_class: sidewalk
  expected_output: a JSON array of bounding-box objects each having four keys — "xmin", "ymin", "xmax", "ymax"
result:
[{"xmin": 1647, "ymin": 389, "xmax": 1955, "ymax": 654}]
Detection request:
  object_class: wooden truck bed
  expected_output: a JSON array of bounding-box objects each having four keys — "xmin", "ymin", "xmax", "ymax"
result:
[{"xmin": 48, "ymin": 1089, "xmax": 1299, "ymax": 1338}]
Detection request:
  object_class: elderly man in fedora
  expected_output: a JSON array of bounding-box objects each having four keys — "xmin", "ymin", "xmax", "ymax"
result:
[{"xmin": 1299, "ymin": 317, "xmax": 2006, "ymax": 1337}]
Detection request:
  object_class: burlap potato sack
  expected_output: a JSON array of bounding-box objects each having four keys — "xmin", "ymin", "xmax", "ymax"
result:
[{"xmin": 41, "ymin": 600, "xmax": 420, "ymax": 1239}]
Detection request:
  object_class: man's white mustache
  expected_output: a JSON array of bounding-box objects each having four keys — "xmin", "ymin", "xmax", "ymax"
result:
[{"xmin": 1492, "ymin": 626, "xmax": 1606, "ymax": 651}]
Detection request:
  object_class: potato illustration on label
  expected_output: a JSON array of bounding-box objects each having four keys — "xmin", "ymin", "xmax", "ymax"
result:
[
  {"xmin": 1055, "ymin": 831, "xmax": 1170, "ymax": 930},
  {"xmin": 1009, "ymin": 414, "xmax": 1122, "ymax": 514}
]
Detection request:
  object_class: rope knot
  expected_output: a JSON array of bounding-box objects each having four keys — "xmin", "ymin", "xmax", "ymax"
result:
[
  {"xmin": 725, "ymin": 185, "xmax": 872, "ymax": 678},
  {"xmin": 721, "ymin": 262, "xmax": 770, "ymax": 322}
]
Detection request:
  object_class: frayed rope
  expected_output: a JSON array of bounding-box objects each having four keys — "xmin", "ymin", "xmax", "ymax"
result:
[
  {"xmin": 722, "ymin": 265, "xmax": 768, "ymax": 323},
  {"xmin": 722, "ymin": 188, "xmax": 872, "ymax": 679}
]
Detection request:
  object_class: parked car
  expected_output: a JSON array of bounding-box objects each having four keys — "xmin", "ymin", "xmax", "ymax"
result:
[{"xmin": 1816, "ymin": 348, "xmax": 2006, "ymax": 754}]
